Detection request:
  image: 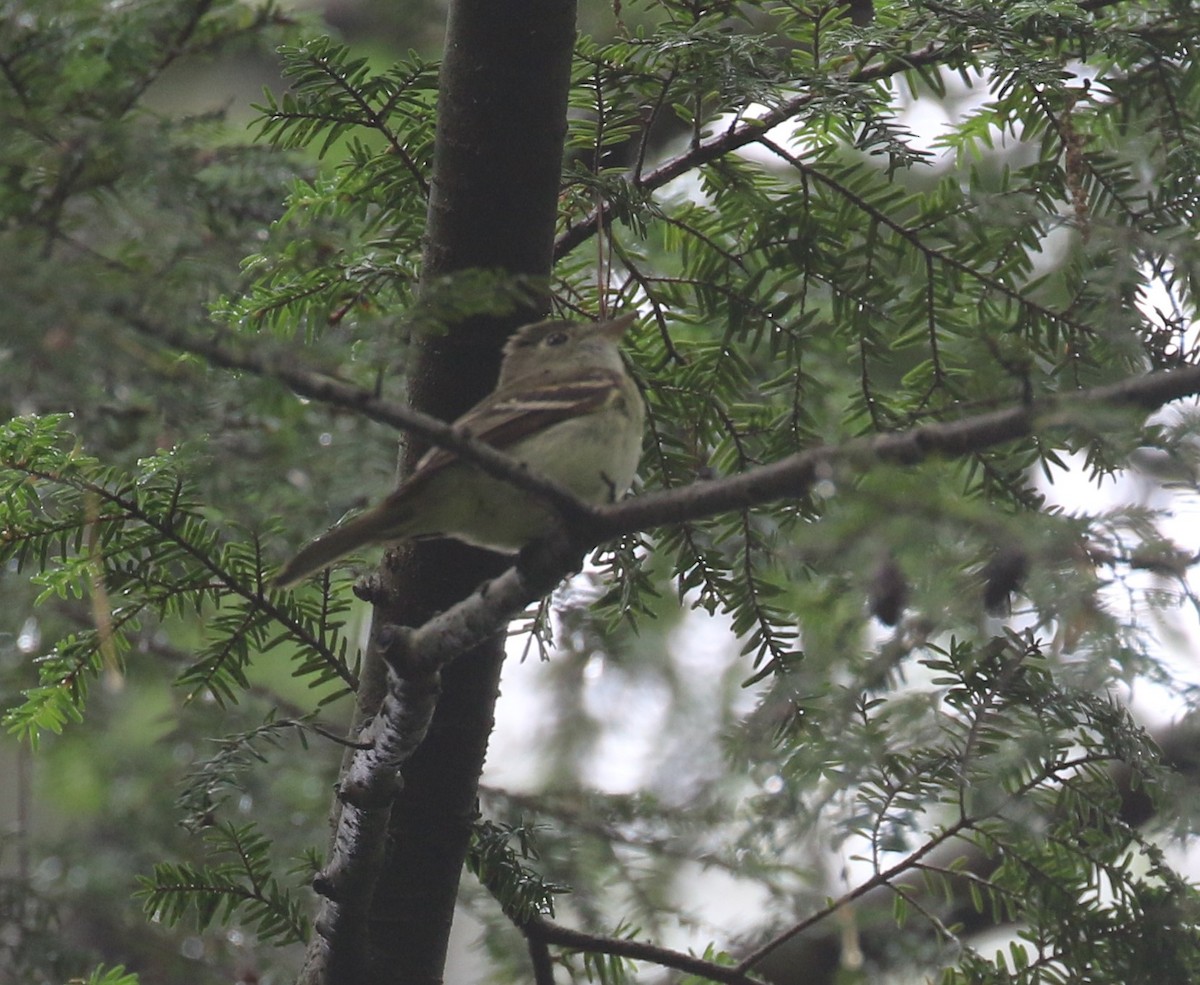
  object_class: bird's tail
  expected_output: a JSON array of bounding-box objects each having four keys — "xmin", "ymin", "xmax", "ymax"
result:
[{"xmin": 272, "ymin": 506, "xmax": 401, "ymax": 589}]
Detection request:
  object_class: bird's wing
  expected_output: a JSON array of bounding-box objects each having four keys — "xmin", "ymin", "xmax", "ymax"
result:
[
  {"xmin": 383, "ymin": 370, "xmax": 625, "ymax": 499},
  {"xmin": 420, "ymin": 370, "xmax": 624, "ymax": 472}
]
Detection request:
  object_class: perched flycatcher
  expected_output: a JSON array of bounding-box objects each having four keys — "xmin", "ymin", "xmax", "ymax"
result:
[{"xmin": 273, "ymin": 314, "xmax": 644, "ymax": 588}]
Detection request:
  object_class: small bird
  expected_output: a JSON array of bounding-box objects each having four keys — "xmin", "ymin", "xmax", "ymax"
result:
[{"xmin": 273, "ymin": 314, "xmax": 644, "ymax": 588}]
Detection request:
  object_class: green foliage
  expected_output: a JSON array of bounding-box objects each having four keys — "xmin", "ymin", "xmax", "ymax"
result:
[
  {"xmin": 4, "ymin": 0, "xmax": 1200, "ymax": 983},
  {"xmin": 214, "ymin": 37, "xmax": 437, "ymax": 341},
  {"xmin": 576, "ymin": 935, "xmax": 638, "ymax": 985},
  {"xmin": 0, "ymin": 415, "xmax": 355, "ymax": 743},
  {"xmin": 71, "ymin": 966, "xmax": 141, "ymax": 985},
  {"xmin": 467, "ymin": 819, "xmax": 571, "ymax": 923},
  {"xmin": 136, "ymin": 821, "xmax": 309, "ymax": 946},
  {"xmin": 175, "ymin": 713, "xmax": 321, "ymax": 831}
]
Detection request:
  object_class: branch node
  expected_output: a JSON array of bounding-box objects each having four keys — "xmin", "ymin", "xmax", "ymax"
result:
[{"xmin": 353, "ymin": 574, "xmax": 385, "ymax": 603}]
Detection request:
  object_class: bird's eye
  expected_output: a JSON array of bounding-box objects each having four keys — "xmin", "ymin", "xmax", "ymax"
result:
[{"xmin": 544, "ymin": 331, "xmax": 570, "ymax": 347}]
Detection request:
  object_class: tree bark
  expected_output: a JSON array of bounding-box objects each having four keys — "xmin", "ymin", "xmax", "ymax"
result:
[{"xmin": 357, "ymin": 2, "xmax": 578, "ymax": 984}]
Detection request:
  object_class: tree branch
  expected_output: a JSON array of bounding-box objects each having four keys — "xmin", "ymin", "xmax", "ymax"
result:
[
  {"xmin": 553, "ymin": 41, "xmax": 950, "ymax": 259},
  {"xmin": 592, "ymin": 362, "xmax": 1200, "ymax": 541},
  {"xmin": 119, "ymin": 310, "xmax": 594, "ymax": 527},
  {"xmin": 746, "ymin": 720, "xmax": 1200, "ymax": 985},
  {"xmin": 300, "ymin": 655, "xmax": 443, "ymax": 983},
  {"xmin": 525, "ymin": 914, "xmax": 770, "ymax": 985},
  {"xmin": 524, "ymin": 929, "xmax": 555, "ymax": 985}
]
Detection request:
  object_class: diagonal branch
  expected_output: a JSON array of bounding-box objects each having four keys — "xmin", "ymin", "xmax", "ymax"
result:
[
  {"xmin": 525, "ymin": 914, "xmax": 771, "ymax": 985},
  {"xmin": 593, "ymin": 362, "xmax": 1200, "ymax": 541},
  {"xmin": 553, "ymin": 41, "xmax": 951, "ymax": 260},
  {"xmin": 119, "ymin": 310, "xmax": 594, "ymax": 527}
]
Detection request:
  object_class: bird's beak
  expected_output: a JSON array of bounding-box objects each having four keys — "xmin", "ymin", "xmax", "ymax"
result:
[{"xmin": 597, "ymin": 312, "xmax": 637, "ymax": 339}]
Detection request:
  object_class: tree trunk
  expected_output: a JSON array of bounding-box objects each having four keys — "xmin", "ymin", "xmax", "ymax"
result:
[{"xmin": 357, "ymin": 2, "xmax": 578, "ymax": 983}]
